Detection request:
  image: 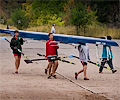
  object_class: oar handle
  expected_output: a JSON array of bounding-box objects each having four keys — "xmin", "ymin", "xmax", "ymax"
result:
[
  {"xmin": 5, "ymin": 38, "xmax": 11, "ymax": 43},
  {"xmin": 37, "ymin": 53, "xmax": 45, "ymax": 56},
  {"xmin": 73, "ymin": 55, "xmax": 79, "ymax": 59},
  {"xmin": 37, "ymin": 53, "xmax": 75, "ymax": 65},
  {"xmin": 32, "ymin": 59, "xmax": 46, "ymax": 61}
]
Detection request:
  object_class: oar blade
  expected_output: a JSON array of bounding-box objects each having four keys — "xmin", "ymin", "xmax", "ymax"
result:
[
  {"xmin": 24, "ymin": 60, "xmax": 33, "ymax": 64},
  {"xmin": 68, "ymin": 55, "xmax": 74, "ymax": 58},
  {"xmin": 1, "ymin": 37, "xmax": 7, "ymax": 40}
]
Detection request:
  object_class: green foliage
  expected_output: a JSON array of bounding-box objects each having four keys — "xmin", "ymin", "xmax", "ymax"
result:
[
  {"xmin": 28, "ymin": 12, "xmax": 64, "ymax": 26},
  {"xmin": 36, "ymin": 13, "xmax": 64, "ymax": 26},
  {"xmin": 22, "ymin": 1, "xmax": 33, "ymax": 21},
  {"xmin": 29, "ymin": 0, "xmax": 65, "ymax": 26},
  {"xmin": 11, "ymin": 8, "xmax": 29, "ymax": 29},
  {"xmin": 1, "ymin": 0, "xmax": 119, "ymax": 35},
  {"xmin": 48, "ymin": 14, "xmax": 64, "ymax": 26},
  {"xmin": 70, "ymin": 1, "xmax": 97, "ymax": 35},
  {"xmin": 7, "ymin": 19, "xmax": 14, "ymax": 26}
]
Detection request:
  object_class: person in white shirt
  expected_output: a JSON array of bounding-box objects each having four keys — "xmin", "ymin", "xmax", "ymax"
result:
[
  {"xmin": 51, "ymin": 24, "xmax": 55, "ymax": 34},
  {"xmin": 75, "ymin": 43, "xmax": 90, "ymax": 80}
]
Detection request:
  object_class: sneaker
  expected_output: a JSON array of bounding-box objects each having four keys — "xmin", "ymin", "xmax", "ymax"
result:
[
  {"xmin": 84, "ymin": 77, "xmax": 89, "ymax": 80},
  {"xmin": 112, "ymin": 70, "xmax": 117, "ymax": 73},
  {"xmin": 99, "ymin": 71, "xmax": 103, "ymax": 74},
  {"xmin": 15, "ymin": 71, "xmax": 18, "ymax": 74},
  {"xmin": 53, "ymin": 75, "xmax": 57, "ymax": 79},
  {"xmin": 51, "ymin": 73, "xmax": 53, "ymax": 76},
  {"xmin": 48, "ymin": 76, "xmax": 51, "ymax": 79},
  {"xmin": 75, "ymin": 72, "xmax": 78, "ymax": 80},
  {"xmin": 45, "ymin": 69, "xmax": 47, "ymax": 74}
]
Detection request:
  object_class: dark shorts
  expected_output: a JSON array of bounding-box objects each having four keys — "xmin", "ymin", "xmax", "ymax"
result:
[
  {"xmin": 13, "ymin": 53, "xmax": 21, "ymax": 58},
  {"xmin": 81, "ymin": 61, "xmax": 87, "ymax": 66},
  {"xmin": 47, "ymin": 56, "xmax": 58, "ymax": 62}
]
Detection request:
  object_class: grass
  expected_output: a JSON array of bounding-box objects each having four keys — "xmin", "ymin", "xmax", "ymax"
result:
[
  {"xmin": 0, "ymin": 24, "xmax": 17, "ymax": 36},
  {"xmin": 0, "ymin": 24, "xmax": 17, "ymax": 29},
  {"xmin": 0, "ymin": 24, "xmax": 120, "ymax": 39},
  {"xmin": 26, "ymin": 25, "xmax": 76, "ymax": 35},
  {"xmin": 0, "ymin": 33, "xmax": 11, "ymax": 36},
  {"xmin": 84, "ymin": 25, "xmax": 120, "ymax": 39},
  {"xmin": 26, "ymin": 25, "xmax": 120, "ymax": 39}
]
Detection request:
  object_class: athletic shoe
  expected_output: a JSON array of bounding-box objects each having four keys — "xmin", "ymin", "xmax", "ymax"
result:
[
  {"xmin": 112, "ymin": 70, "xmax": 117, "ymax": 73},
  {"xmin": 51, "ymin": 73, "xmax": 53, "ymax": 76},
  {"xmin": 99, "ymin": 71, "xmax": 103, "ymax": 74},
  {"xmin": 53, "ymin": 75, "xmax": 57, "ymax": 79},
  {"xmin": 48, "ymin": 76, "xmax": 51, "ymax": 79},
  {"xmin": 45, "ymin": 69, "xmax": 47, "ymax": 74},
  {"xmin": 75, "ymin": 72, "xmax": 78, "ymax": 80},
  {"xmin": 15, "ymin": 71, "xmax": 18, "ymax": 74},
  {"xmin": 84, "ymin": 77, "xmax": 89, "ymax": 80}
]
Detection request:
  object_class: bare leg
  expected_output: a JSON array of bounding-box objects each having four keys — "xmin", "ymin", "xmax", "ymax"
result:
[
  {"xmin": 75, "ymin": 64, "xmax": 88, "ymax": 80},
  {"xmin": 77, "ymin": 65, "xmax": 87, "ymax": 77},
  {"xmin": 45, "ymin": 64, "xmax": 51, "ymax": 75},
  {"xmin": 46, "ymin": 64, "xmax": 49, "ymax": 70},
  {"xmin": 75, "ymin": 67, "xmax": 84, "ymax": 80},
  {"xmin": 14, "ymin": 56, "xmax": 19, "ymax": 72},
  {"xmin": 52, "ymin": 60, "xmax": 58, "ymax": 75},
  {"xmin": 77, "ymin": 69, "xmax": 84, "ymax": 75},
  {"xmin": 54, "ymin": 61, "xmax": 58, "ymax": 72},
  {"xmin": 83, "ymin": 65, "xmax": 87, "ymax": 78},
  {"xmin": 18, "ymin": 58, "xmax": 21, "ymax": 69},
  {"xmin": 48, "ymin": 62, "xmax": 53, "ymax": 76}
]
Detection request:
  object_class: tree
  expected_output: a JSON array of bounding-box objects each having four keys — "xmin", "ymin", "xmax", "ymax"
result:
[
  {"xmin": 11, "ymin": 8, "xmax": 29, "ymax": 29},
  {"xmin": 70, "ymin": 1, "xmax": 97, "ymax": 35},
  {"xmin": 87, "ymin": 0, "xmax": 119, "ymax": 28},
  {"xmin": 29, "ymin": 0, "xmax": 66, "ymax": 26}
]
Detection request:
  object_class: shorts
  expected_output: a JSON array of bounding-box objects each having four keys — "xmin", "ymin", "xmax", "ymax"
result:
[
  {"xmin": 81, "ymin": 61, "xmax": 87, "ymax": 66},
  {"xmin": 48, "ymin": 60, "xmax": 54, "ymax": 62},
  {"xmin": 13, "ymin": 53, "xmax": 21, "ymax": 58},
  {"xmin": 47, "ymin": 56, "xmax": 58, "ymax": 62}
]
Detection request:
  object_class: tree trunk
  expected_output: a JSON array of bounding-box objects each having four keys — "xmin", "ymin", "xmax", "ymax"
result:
[
  {"xmin": 83, "ymin": 27, "xmax": 86, "ymax": 36},
  {"xmin": 76, "ymin": 25, "xmax": 80, "ymax": 35}
]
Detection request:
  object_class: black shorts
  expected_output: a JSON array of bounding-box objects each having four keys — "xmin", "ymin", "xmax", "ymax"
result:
[
  {"xmin": 48, "ymin": 56, "xmax": 58, "ymax": 62},
  {"xmin": 81, "ymin": 61, "xmax": 87, "ymax": 66}
]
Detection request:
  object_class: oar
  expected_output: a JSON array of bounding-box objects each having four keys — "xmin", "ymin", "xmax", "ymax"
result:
[
  {"xmin": 37, "ymin": 53, "xmax": 73, "ymax": 59},
  {"xmin": 24, "ymin": 57, "xmax": 61, "ymax": 64},
  {"xmin": 25, "ymin": 56, "xmax": 61, "ymax": 64},
  {"xmin": 37, "ymin": 53, "xmax": 75, "ymax": 65},
  {"xmin": 37, "ymin": 53, "xmax": 45, "ymax": 57},
  {"xmin": 87, "ymin": 61, "xmax": 112, "ymax": 70},
  {"xmin": 24, "ymin": 57, "xmax": 75, "ymax": 65},
  {"xmin": 2, "ymin": 37, "xmax": 32, "ymax": 63},
  {"xmin": 72, "ymin": 55, "xmax": 112, "ymax": 70},
  {"xmin": 59, "ymin": 59, "xmax": 75, "ymax": 65},
  {"xmin": 24, "ymin": 58, "xmax": 47, "ymax": 64}
]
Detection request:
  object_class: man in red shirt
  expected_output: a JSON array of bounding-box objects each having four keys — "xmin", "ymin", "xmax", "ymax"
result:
[{"xmin": 45, "ymin": 33, "xmax": 59, "ymax": 79}]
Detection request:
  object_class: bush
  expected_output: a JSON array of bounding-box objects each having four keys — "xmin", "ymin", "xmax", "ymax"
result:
[
  {"xmin": 11, "ymin": 8, "xmax": 29, "ymax": 29},
  {"xmin": 7, "ymin": 19, "xmax": 14, "ymax": 26}
]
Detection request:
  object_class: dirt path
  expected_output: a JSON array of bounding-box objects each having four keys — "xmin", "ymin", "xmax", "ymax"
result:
[{"xmin": 0, "ymin": 37, "xmax": 120, "ymax": 100}]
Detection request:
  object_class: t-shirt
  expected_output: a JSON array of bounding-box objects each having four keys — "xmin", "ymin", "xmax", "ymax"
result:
[
  {"xmin": 51, "ymin": 26, "xmax": 55, "ymax": 34},
  {"xmin": 78, "ymin": 45, "xmax": 90, "ymax": 62}
]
